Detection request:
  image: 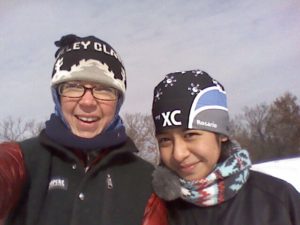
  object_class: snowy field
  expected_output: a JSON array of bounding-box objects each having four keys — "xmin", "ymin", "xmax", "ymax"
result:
[{"xmin": 251, "ymin": 157, "xmax": 300, "ymax": 193}]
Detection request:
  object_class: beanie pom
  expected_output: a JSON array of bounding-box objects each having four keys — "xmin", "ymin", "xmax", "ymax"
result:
[
  {"xmin": 55, "ymin": 34, "xmax": 78, "ymax": 47},
  {"xmin": 152, "ymin": 166, "xmax": 181, "ymax": 201},
  {"xmin": 54, "ymin": 34, "xmax": 80, "ymax": 57}
]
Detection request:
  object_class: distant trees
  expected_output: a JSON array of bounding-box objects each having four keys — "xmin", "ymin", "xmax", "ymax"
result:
[
  {"xmin": 0, "ymin": 117, "xmax": 44, "ymax": 142},
  {"xmin": 231, "ymin": 92, "xmax": 300, "ymax": 162},
  {"xmin": 123, "ymin": 113, "xmax": 159, "ymax": 165},
  {"xmin": 0, "ymin": 92, "xmax": 299, "ymax": 164}
]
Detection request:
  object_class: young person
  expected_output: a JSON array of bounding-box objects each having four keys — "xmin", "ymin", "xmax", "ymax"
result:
[
  {"xmin": 0, "ymin": 34, "xmax": 165, "ymax": 225},
  {"xmin": 151, "ymin": 69, "xmax": 300, "ymax": 225}
]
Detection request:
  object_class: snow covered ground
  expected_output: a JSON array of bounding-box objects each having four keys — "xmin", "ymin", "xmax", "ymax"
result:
[{"xmin": 251, "ymin": 157, "xmax": 300, "ymax": 192}]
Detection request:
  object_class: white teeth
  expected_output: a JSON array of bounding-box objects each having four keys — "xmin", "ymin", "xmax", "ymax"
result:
[{"xmin": 78, "ymin": 117, "xmax": 97, "ymax": 122}]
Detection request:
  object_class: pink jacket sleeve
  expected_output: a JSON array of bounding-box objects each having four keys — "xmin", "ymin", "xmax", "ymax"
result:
[{"xmin": 0, "ymin": 142, "xmax": 26, "ymax": 220}]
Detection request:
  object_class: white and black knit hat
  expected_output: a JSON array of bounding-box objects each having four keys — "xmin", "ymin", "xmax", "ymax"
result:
[
  {"xmin": 152, "ymin": 70, "xmax": 230, "ymax": 136},
  {"xmin": 51, "ymin": 34, "xmax": 126, "ymax": 100}
]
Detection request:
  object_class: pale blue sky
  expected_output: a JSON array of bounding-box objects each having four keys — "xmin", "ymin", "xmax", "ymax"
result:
[{"xmin": 1, "ymin": 0, "xmax": 300, "ymax": 121}]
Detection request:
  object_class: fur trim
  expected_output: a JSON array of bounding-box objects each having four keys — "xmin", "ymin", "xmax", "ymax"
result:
[{"xmin": 152, "ymin": 166, "xmax": 181, "ymax": 201}]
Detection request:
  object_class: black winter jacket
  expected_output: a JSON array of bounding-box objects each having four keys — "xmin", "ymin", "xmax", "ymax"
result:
[
  {"xmin": 166, "ymin": 171, "xmax": 300, "ymax": 225},
  {"xmin": 6, "ymin": 130, "xmax": 154, "ymax": 225}
]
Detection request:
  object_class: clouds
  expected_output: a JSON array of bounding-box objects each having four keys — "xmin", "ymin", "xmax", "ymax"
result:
[{"xmin": 0, "ymin": 0, "xmax": 299, "ymax": 121}]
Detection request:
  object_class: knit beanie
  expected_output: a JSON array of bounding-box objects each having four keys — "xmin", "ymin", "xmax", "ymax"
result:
[
  {"xmin": 152, "ymin": 69, "xmax": 230, "ymax": 136},
  {"xmin": 51, "ymin": 34, "xmax": 126, "ymax": 100},
  {"xmin": 50, "ymin": 34, "xmax": 126, "ymax": 129}
]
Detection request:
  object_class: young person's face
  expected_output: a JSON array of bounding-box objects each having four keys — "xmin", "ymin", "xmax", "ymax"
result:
[
  {"xmin": 60, "ymin": 81, "xmax": 118, "ymax": 138},
  {"xmin": 157, "ymin": 128, "xmax": 227, "ymax": 180}
]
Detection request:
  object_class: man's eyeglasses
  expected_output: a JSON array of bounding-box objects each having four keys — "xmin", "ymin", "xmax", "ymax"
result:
[{"xmin": 58, "ymin": 82, "xmax": 118, "ymax": 101}]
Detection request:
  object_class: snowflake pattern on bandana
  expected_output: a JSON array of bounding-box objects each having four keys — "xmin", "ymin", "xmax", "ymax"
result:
[
  {"xmin": 195, "ymin": 70, "xmax": 204, "ymax": 76},
  {"xmin": 188, "ymin": 83, "xmax": 201, "ymax": 95},
  {"xmin": 163, "ymin": 75, "xmax": 177, "ymax": 87},
  {"xmin": 154, "ymin": 88, "xmax": 163, "ymax": 102}
]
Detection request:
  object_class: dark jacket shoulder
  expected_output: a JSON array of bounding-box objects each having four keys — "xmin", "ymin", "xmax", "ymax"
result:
[{"xmin": 247, "ymin": 170, "xmax": 300, "ymax": 202}]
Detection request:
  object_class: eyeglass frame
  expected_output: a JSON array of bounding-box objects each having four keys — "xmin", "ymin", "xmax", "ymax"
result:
[{"xmin": 57, "ymin": 82, "xmax": 119, "ymax": 101}]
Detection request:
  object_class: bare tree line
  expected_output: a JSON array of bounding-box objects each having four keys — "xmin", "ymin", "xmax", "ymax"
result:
[
  {"xmin": 1, "ymin": 92, "xmax": 299, "ymax": 164},
  {"xmin": 122, "ymin": 113, "xmax": 160, "ymax": 165},
  {"xmin": 230, "ymin": 92, "xmax": 300, "ymax": 162},
  {"xmin": 0, "ymin": 117, "xmax": 44, "ymax": 142}
]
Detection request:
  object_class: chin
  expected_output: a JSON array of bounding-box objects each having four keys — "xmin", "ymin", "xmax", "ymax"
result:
[
  {"xmin": 74, "ymin": 130, "xmax": 100, "ymax": 139},
  {"xmin": 181, "ymin": 174, "xmax": 203, "ymax": 181},
  {"xmin": 79, "ymin": 134, "xmax": 96, "ymax": 138}
]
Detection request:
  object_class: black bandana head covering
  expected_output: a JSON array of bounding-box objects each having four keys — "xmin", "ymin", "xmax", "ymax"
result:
[{"xmin": 152, "ymin": 69, "xmax": 230, "ymax": 136}]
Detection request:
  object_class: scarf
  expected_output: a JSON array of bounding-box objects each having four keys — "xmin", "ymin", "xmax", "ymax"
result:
[
  {"xmin": 180, "ymin": 149, "xmax": 251, "ymax": 206},
  {"xmin": 45, "ymin": 113, "xmax": 127, "ymax": 152},
  {"xmin": 152, "ymin": 142, "xmax": 252, "ymax": 207}
]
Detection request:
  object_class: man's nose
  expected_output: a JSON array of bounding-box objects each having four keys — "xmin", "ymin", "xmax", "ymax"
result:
[{"xmin": 79, "ymin": 89, "xmax": 97, "ymax": 105}]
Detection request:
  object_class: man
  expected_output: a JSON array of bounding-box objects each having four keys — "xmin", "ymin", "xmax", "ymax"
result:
[{"xmin": 0, "ymin": 34, "xmax": 164, "ymax": 225}]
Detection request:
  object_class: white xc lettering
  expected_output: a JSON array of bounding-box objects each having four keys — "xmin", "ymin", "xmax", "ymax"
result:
[{"xmin": 162, "ymin": 110, "xmax": 182, "ymax": 127}]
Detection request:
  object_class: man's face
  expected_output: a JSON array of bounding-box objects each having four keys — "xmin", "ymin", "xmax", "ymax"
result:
[{"xmin": 60, "ymin": 81, "xmax": 118, "ymax": 138}]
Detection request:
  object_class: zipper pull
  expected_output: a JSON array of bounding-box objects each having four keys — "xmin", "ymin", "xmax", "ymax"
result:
[{"xmin": 106, "ymin": 174, "xmax": 113, "ymax": 189}]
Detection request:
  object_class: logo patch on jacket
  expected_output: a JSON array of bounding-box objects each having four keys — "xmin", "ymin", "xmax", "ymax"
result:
[{"xmin": 48, "ymin": 177, "xmax": 68, "ymax": 190}]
